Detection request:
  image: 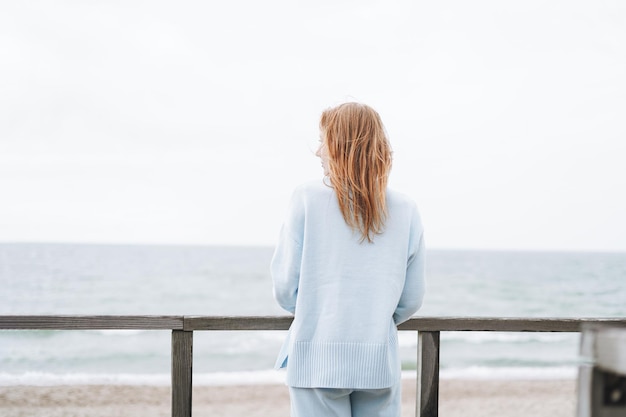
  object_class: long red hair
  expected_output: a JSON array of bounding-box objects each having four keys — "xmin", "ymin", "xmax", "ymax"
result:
[{"xmin": 319, "ymin": 103, "xmax": 393, "ymax": 243}]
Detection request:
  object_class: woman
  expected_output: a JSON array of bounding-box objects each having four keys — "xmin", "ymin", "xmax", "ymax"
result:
[{"xmin": 271, "ymin": 102, "xmax": 425, "ymax": 417}]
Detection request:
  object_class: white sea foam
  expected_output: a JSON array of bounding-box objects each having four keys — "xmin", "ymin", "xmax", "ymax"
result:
[
  {"xmin": 0, "ymin": 372, "xmax": 171, "ymax": 386},
  {"xmin": 439, "ymin": 366, "xmax": 578, "ymax": 380},
  {"xmin": 400, "ymin": 366, "xmax": 578, "ymax": 380},
  {"xmin": 88, "ymin": 329, "xmax": 148, "ymax": 336},
  {"xmin": 440, "ymin": 332, "xmax": 578, "ymax": 344},
  {"xmin": 0, "ymin": 367, "xmax": 578, "ymax": 387},
  {"xmin": 0, "ymin": 370, "xmax": 287, "ymax": 387},
  {"xmin": 397, "ymin": 330, "xmax": 577, "ymax": 348}
]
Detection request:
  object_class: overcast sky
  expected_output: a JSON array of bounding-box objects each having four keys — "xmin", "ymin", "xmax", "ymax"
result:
[{"xmin": 1, "ymin": 1, "xmax": 625, "ymax": 252}]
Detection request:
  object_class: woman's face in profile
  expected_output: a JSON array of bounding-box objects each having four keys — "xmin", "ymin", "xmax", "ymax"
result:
[{"xmin": 315, "ymin": 133, "xmax": 330, "ymax": 176}]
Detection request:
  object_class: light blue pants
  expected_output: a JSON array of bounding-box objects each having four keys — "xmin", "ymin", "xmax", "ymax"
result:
[{"xmin": 289, "ymin": 383, "xmax": 401, "ymax": 417}]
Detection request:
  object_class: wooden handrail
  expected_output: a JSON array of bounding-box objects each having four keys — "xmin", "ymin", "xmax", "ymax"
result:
[
  {"xmin": 2, "ymin": 315, "xmax": 626, "ymax": 417},
  {"xmin": 0, "ymin": 315, "xmax": 183, "ymax": 329},
  {"xmin": 2, "ymin": 315, "xmax": 625, "ymax": 331}
]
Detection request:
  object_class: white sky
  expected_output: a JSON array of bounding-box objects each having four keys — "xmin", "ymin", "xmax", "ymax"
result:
[{"xmin": 1, "ymin": 1, "xmax": 625, "ymax": 252}]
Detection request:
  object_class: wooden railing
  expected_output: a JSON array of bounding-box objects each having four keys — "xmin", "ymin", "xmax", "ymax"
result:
[{"xmin": 1, "ymin": 316, "xmax": 626, "ymax": 417}]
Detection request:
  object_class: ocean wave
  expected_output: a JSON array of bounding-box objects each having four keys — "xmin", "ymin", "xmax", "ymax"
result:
[
  {"xmin": 0, "ymin": 370, "xmax": 287, "ymax": 387},
  {"xmin": 396, "ymin": 331, "xmax": 577, "ymax": 348},
  {"xmin": 0, "ymin": 366, "xmax": 578, "ymax": 387},
  {"xmin": 87, "ymin": 329, "xmax": 149, "ymax": 336},
  {"xmin": 0, "ymin": 372, "xmax": 170, "ymax": 386},
  {"xmin": 439, "ymin": 366, "xmax": 578, "ymax": 380},
  {"xmin": 440, "ymin": 332, "xmax": 577, "ymax": 344}
]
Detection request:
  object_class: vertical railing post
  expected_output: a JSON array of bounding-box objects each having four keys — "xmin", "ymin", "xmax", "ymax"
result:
[
  {"xmin": 172, "ymin": 330, "xmax": 193, "ymax": 417},
  {"xmin": 416, "ymin": 331, "xmax": 440, "ymax": 417}
]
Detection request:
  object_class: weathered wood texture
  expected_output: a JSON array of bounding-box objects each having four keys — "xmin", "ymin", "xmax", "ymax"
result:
[
  {"xmin": 398, "ymin": 317, "xmax": 626, "ymax": 332},
  {"xmin": 417, "ymin": 331, "xmax": 440, "ymax": 417},
  {"xmin": 185, "ymin": 316, "xmax": 626, "ymax": 332},
  {"xmin": 0, "ymin": 315, "xmax": 183, "ymax": 330},
  {"xmin": 184, "ymin": 316, "xmax": 293, "ymax": 331},
  {"xmin": 1, "ymin": 316, "xmax": 625, "ymax": 331},
  {"xmin": 172, "ymin": 330, "xmax": 193, "ymax": 417}
]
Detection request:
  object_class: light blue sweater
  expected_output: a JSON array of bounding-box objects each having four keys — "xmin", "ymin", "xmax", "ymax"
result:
[{"xmin": 271, "ymin": 180, "xmax": 426, "ymax": 389}]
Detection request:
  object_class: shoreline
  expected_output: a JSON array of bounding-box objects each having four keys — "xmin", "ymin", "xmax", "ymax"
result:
[
  {"xmin": 0, "ymin": 367, "xmax": 579, "ymax": 387},
  {"xmin": 0, "ymin": 378, "xmax": 578, "ymax": 417}
]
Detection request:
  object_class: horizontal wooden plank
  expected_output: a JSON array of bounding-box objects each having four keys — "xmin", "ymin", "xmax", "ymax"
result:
[
  {"xmin": 184, "ymin": 316, "xmax": 293, "ymax": 331},
  {"xmin": 185, "ymin": 316, "xmax": 626, "ymax": 332},
  {"xmin": 1, "ymin": 315, "xmax": 624, "ymax": 332},
  {"xmin": 0, "ymin": 315, "xmax": 183, "ymax": 330},
  {"xmin": 398, "ymin": 317, "xmax": 626, "ymax": 332}
]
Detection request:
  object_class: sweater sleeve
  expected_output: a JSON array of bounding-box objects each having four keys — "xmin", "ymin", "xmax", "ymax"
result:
[
  {"xmin": 271, "ymin": 189, "xmax": 305, "ymax": 314},
  {"xmin": 393, "ymin": 206, "xmax": 426, "ymax": 325}
]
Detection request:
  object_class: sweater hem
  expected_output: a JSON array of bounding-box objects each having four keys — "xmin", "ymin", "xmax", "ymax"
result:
[{"xmin": 285, "ymin": 341, "xmax": 396, "ymax": 389}]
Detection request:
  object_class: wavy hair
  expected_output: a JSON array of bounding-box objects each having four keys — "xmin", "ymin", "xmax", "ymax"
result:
[{"xmin": 319, "ymin": 102, "xmax": 393, "ymax": 243}]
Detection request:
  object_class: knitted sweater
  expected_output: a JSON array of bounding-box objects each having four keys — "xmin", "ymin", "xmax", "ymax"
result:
[{"xmin": 271, "ymin": 179, "xmax": 426, "ymax": 389}]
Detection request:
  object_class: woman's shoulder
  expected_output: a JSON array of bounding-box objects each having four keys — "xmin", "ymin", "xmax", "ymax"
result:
[
  {"xmin": 283, "ymin": 179, "xmax": 333, "ymax": 212},
  {"xmin": 292, "ymin": 179, "xmax": 332, "ymax": 198},
  {"xmin": 386, "ymin": 188, "xmax": 423, "ymax": 231},
  {"xmin": 386, "ymin": 187, "xmax": 418, "ymax": 210}
]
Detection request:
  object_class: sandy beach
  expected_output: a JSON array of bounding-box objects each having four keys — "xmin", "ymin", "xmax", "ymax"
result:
[{"xmin": 0, "ymin": 378, "xmax": 577, "ymax": 417}]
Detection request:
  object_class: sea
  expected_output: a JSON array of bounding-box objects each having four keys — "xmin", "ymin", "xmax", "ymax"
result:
[{"xmin": 0, "ymin": 243, "xmax": 624, "ymax": 386}]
